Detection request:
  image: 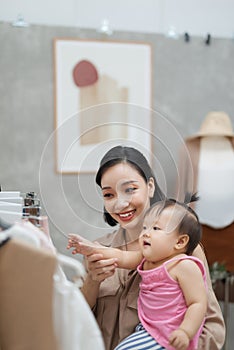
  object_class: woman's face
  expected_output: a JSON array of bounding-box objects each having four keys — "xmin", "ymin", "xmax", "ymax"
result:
[{"xmin": 100, "ymin": 162, "xmax": 155, "ymax": 232}]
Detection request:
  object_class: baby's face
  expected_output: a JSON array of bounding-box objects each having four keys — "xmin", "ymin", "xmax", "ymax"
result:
[{"xmin": 139, "ymin": 206, "xmax": 182, "ymax": 263}]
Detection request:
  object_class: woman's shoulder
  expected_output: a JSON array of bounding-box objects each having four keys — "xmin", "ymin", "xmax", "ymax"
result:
[
  {"xmin": 95, "ymin": 227, "xmax": 125, "ymax": 248},
  {"xmin": 192, "ymin": 243, "xmax": 206, "ymax": 263}
]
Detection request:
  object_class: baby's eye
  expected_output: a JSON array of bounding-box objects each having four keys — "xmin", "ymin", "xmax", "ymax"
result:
[
  {"xmin": 142, "ymin": 225, "xmax": 147, "ymax": 230},
  {"xmin": 153, "ymin": 226, "xmax": 160, "ymax": 230}
]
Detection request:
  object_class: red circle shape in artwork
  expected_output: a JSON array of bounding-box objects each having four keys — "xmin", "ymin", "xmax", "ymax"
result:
[{"xmin": 73, "ymin": 60, "xmax": 98, "ymax": 87}]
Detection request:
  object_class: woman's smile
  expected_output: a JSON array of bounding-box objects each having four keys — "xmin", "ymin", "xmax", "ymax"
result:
[{"xmin": 117, "ymin": 209, "xmax": 136, "ymax": 222}]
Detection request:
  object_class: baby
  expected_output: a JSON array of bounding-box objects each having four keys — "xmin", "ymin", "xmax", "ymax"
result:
[{"xmin": 67, "ymin": 197, "xmax": 207, "ymax": 350}]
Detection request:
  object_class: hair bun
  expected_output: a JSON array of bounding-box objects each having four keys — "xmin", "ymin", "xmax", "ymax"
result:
[{"xmin": 184, "ymin": 192, "xmax": 199, "ymax": 205}]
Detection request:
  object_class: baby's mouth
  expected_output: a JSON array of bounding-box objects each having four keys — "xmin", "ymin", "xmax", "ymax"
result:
[{"xmin": 143, "ymin": 240, "xmax": 151, "ymax": 246}]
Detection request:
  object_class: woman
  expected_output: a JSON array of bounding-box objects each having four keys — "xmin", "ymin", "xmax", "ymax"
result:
[{"xmin": 80, "ymin": 145, "xmax": 225, "ymax": 350}]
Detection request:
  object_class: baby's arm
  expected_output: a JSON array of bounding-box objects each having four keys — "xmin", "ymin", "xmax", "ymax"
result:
[
  {"xmin": 67, "ymin": 233, "xmax": 142, "ymax": 269},
  {"xmin": 169, "ymin": 259, "xmax": 207, "ymax": 350}
]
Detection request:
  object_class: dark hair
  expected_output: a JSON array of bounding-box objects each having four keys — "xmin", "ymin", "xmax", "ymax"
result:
[
  {"xmin": 96, "ymin": 145, "xmax": 165, "ymax": 226},
  {"xmin": 145, "ymin": 194, "xmax": 202, "ymax": 255}
]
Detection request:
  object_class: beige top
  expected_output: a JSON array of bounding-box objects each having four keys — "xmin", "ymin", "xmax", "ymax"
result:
[{"xmin": 93, "ymin": 227, "xmax": 225, "ymax": 350}]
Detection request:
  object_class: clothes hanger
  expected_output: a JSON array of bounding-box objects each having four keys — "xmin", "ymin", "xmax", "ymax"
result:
[{"xmin": 0, "ymin": 186, "xmax": 14, "ymax": 230}]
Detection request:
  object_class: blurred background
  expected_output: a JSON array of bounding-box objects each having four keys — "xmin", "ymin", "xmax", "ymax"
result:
[{"xmin": 0, "ymin": 2, "xmax": 233, "ymax": 348}]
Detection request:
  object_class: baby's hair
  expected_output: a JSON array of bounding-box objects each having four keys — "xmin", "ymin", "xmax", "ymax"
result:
[
  {"xmin": 170, "ymin": 192, "xmax": 200, "ymax": 222},
  {"xmin": 145, "ymin": 193, "xmax": 202, "ymax": 255}
]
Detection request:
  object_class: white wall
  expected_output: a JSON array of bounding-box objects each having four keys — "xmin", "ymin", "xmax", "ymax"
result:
[{"xmin": 0, "ymin": 0, "xmax": 234, "ymax": 38}]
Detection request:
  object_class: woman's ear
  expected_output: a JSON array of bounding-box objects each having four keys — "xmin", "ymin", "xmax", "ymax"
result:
[
  {"xmin": 148, "ymin": 177, "xmax": 155, "ymax": 198},
  {"xmin": 175, "ymin": 234, "xmax": 189, "ymax": 251}
]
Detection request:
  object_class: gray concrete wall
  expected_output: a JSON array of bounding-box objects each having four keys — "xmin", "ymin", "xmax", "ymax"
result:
[{"xmin": 0, "ymin": 22, "xmax": 234, "ymax": 256}]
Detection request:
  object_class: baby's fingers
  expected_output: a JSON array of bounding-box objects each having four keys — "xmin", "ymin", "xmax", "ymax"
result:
[
  {"xmin": 71, "ymin": 248, "xmax": 80, "ymax": 255},
  {"xmin": 68, "ymin": 233, "xmax": 90, "ymax": 244},
  {"xmin": 78, "ymin": 242, "xmax": 96, "ymax": 255},
  {"xmin": 68, "ymin": 233, "xmax": 80, "ymax": 242},
  {"xmin": 66, "ymin": 241, "xmax": 73, "ymax": 249},
  {"xmin": 67, "ymin": 239, "xmax": 78, "ymax": 250}
]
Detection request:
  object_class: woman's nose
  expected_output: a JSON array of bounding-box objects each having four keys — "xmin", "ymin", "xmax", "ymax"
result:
[{"xmin": 114, "ymin": 195, "xmax": 130, "ymax": 211}]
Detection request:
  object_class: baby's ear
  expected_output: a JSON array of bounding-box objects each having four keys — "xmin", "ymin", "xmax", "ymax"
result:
[{"xmin": 175, "ymin": 234, "xmax": 189, "ymax": 250}]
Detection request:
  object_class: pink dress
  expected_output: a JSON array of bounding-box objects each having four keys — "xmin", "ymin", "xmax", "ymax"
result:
[{"xmin": 137, "ymin": 256, "xmax": 207, "ymax": 350}]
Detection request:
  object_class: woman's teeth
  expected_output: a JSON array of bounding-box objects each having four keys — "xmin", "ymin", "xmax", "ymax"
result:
[{"xmin": 119, "ymin": 210, "xmax": 134, "ymax": 218}]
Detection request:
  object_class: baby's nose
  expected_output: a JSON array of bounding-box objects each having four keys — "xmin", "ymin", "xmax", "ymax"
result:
[{"xmin": 142, "ymin": 231, "xmax": 150, "ymax": 238}]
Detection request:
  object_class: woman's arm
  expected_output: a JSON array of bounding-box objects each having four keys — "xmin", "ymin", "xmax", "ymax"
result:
[
  {"xmin": 81, "ymin": 269, "xmax": 102, "ymax": 308},
  {"xmin": 67, "ymin": 234, "xmax": 142, "ymax": 269},
  {"xmin": 193, "ymin": 244, "xmax": 226, "ymax": 350},
  {"xmin": 81, "ymin": 252, "xmax": 117, "ymax": 308}
]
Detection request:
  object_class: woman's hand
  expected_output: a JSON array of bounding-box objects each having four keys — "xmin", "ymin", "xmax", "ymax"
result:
[
  {"xmin": 86, "ymin": 253, "xmax": 118, "ymax": 283},
  {"xmin": 67, "ymin": 234, "xmax": 117, "ymax": 283},
  {"xmin": 67, "ymin": 233, "xmax": 118, "ymax": 282}
]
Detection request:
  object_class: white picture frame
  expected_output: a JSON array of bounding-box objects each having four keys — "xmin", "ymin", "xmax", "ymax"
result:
[{"xmin": 54, "ymin": 38, "xmax": 152, "ymax": 173}]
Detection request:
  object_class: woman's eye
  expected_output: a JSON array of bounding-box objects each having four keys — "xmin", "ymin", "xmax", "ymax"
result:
[
  {"xmin": 103, "ymin": 193, "xmax": 113, "ymax": 198},
  {"xmin": 125, "ymin": 187, "xmax": 137, "ymax": 193},
  {"xmin": 143, "ymin": 226, "xmax": 147, "ymax": 230},
  {"xmin": 153, "ymin": 226, "xmax": 160, "ymax": 231}
]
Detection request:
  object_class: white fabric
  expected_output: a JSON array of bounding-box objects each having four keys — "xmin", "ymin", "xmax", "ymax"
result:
[
  {"xmin": 1, "ymin": 222, "xmax": 41, "ymax": 247},
  {"xmin": 0, "ymin": 191, "xmax": 23, "ymax": 204},
  {"xmin": 18, "ymin": 220, "xmax": 57, "ymax": 253},
  {"xmin": 2, "ymin": 221, "xmax": 56, "ymax": 253},
  {"xmin": 0, "ymin": 210, "xmax": 22, "ymax": 224},
  {"xmin": 53, "ymin": 266, "xmax": 105, "ymax": 350},
  {"xmin": 0, "ymin": 191, "xmax": 21, "ymax": 199},
  {"xmin": 196, "ymin": 136, "xmax": 234, "ymax": 228},
  {"xmin": 0, "ymin": 201, "xmax": 23, "ymax": 212}
]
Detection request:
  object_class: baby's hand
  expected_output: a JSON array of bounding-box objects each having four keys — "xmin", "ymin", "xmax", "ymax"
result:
[
  {"xmin": 168, "ymin": 328, "xmax": 190, "ymax": 350},
  {"xmin": 67, "ymin": 234, "xmax": 102, "ymax": 256}
]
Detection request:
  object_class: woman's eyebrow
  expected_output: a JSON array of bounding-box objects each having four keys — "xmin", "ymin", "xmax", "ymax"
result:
[
  {"xmin": 121, "ymin": 180, "xmax": 139, "ymax": 186},
  {"xmin": 101, "ymin": 186, "xmax": 111, "ymax": 190},
  {"xmin": 101, "ymin": 180, "xmax": 139, "ymax": 191}
]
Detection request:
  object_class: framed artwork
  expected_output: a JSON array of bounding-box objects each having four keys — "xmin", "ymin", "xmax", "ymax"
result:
[{"xmin": 54, "ymin": 38, "xmax": 152, "ymax": 173}]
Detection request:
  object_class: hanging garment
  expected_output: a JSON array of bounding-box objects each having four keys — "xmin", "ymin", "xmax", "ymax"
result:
[
  {"xmin": 1, "ymin": 220, "xmax": 56, "ymax": 253},
  {"xmin": 53, "ymin": 259, "xmax": 105, "ymax": 350},
  {"xmin": 0, "ymin": 238, "xmax": 58, "ymax": 350},
  {"xmin": 177, "ymin": 112, "xmax": 234, "ymax": 273},
  {"xmin": 195, "ymin": 136, "xmax": 234, "ymax": 228},
  {"xmin": 0, "ymin": 222, "xmax": 105, "ymax": 350}
]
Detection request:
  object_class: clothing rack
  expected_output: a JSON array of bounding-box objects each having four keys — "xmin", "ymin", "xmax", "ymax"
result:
[
  {"xmin": 0, "ymin": 189, "xmax": 105, "ymax": 350},
  {"xmin": 0, "ymin": 190, "xmax": 42, "ymax": 225}
]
